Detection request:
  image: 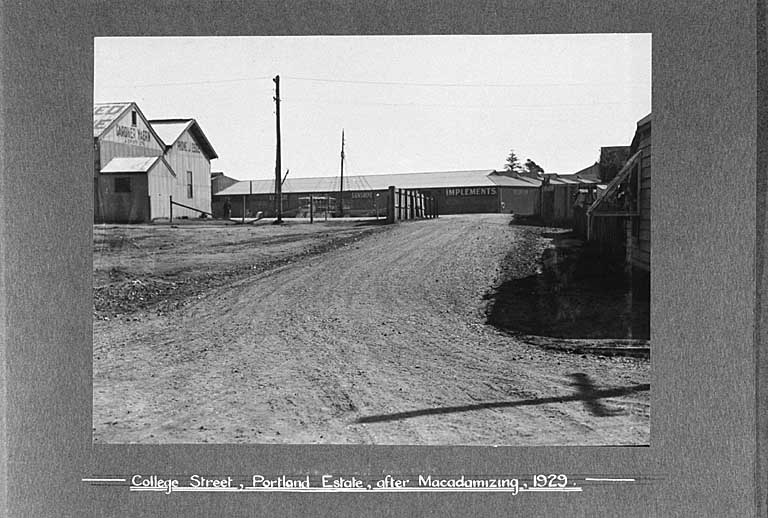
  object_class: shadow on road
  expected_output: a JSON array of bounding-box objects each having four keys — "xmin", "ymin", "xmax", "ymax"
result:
[
  {"xmin": 485, "ymin": 230, "xmax": 650, "ymax": 340},
  {"xmin": 354, "ymin": 376, "xmax": 649, "ymax": 424},
  {"xmin": 568, "ymin": 372, "xmax": 627, "ymax": 417}
]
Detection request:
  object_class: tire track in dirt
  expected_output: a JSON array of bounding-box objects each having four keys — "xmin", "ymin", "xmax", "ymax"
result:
[{"xmin": 94, "ymin": 214, "xmax": 649, "ymax": 445}]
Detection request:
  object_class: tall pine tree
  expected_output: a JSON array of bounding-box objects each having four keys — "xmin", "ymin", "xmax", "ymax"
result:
[{"xmin": 505, "ymin": 149, "xmax": 522, "ymax": 173}]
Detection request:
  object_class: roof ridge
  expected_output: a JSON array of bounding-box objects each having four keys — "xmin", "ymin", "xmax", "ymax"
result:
[{"xmin": 149, "ymin": 118, "xmax": 194, "ymax": 123}]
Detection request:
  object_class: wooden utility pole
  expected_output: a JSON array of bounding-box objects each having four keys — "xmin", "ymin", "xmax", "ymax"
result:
[
  {"xmin": 338, "ymin": 129, "xmax": 344, "ymax": 217},
  {"xmin": 273, "ymin": 75, "xmax": 283, "ymax": 223}
]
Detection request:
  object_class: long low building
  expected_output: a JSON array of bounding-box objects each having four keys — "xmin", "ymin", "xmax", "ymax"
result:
[{"xmin": 212, "ymin": 169, "xmax": 550, "ymax": 218}]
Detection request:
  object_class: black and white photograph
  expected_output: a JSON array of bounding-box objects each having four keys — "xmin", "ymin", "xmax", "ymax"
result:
[
  {"xmin": 4, "ymin": 1, "xmax": 764, "ymax": 516},
  {"xmin": 92, "ymin": 34, "xmax": 652, "ymax": 445}
]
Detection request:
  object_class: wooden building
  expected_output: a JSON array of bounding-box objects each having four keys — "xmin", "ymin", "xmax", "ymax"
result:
[
  {"xmin": 586, "ymin": 113, "xmax": 651, "ymax": 275},
  {"xmin": 626, "ymin": 114, "xmax": 651, "ymax": 273},
  {"xmin": 535, "ymin": 173, "xmax": 602, "ymax": 226},
  {"xmin": 94, "ymin": 104, "xmax": 219, "ymax": 222},
  {"xmin": 150, "ymin": 119, "xmax": 218, "ymax": 219},
  {"xmin": 98, "ymin": 156, "xmax": 176, "ymax": 222},
  {"xmin": 93, "ymin": 102, "xmax": 166, "ymax": 222}
]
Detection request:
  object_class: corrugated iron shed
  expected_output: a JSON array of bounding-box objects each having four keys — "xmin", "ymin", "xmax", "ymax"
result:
[
  {"xmin": 100, "ymin": 156, "xmax": 163, "ymax": 174},
  {"xmin": 215, "ymin": 169, "xmax": 539, "ymax": 196}
]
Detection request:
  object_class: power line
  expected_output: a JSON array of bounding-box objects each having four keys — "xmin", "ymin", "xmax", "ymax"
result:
[
  {"xmin": 282, "ymin": 75, "xmax": 647, "ymax": 89},
  {"xmin": 98, "ymin": 76, "xmax": 273, "ymax": 88},
  {"xmin": 97, "ymin": 74, "xmax": 646, "ymax": 91},
  {"xmin": 281, "ymin": 97, "xmax": 639, "ymax": 109}
]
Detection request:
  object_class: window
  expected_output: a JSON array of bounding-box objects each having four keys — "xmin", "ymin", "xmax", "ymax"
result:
[
  {"xmin": 131, "ymin": 110, "xmax": 137, "ymax": 126},
  {"xmin": 186, "ymin": 171, "xmax": 193, "ymax": 198},
  {"xmin": 114, "ymin": 177, "xmax": 131, "ymax": 193}
]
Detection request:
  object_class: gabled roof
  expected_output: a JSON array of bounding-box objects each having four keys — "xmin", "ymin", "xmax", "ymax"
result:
[
  {"xmin": 94, "ymin": 102, "xmax": 133, "ymax": 138},
  {"xmin": 93, "ymin": 102, "xmax": 167, "ymax": 153},
  {"xmin": 149, "ymin": 119, "xmax": 218, "ymax": 160},
  {"xmin": 573, "ymin": 162, "xmax": 601, "ymax": 181},
  {"xmin": 100, "ymin": 156, "xmax": 165, "ymax": 174}
]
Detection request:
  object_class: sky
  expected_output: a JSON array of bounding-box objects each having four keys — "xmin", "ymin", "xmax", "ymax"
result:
[{"xmin": 94, "ymin": 35, "xmax": 650, "ymax": 181}]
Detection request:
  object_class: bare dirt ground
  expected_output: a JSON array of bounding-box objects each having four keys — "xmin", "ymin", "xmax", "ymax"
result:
[{"xmin": 93, "ymin": 215, "xmax": 649, "ymax": 445}]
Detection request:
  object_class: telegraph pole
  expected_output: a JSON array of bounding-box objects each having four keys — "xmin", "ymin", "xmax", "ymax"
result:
[
  {"xmin": 338, "ymin": 129, "xmax": 345, "ymax": 217},
  {"xmin": 273, "ymin": 75, "xmax": 283, "ymax": 223}
]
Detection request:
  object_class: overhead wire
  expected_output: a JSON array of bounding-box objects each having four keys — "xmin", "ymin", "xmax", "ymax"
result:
[
  {"xmin": 280, "ymin": 97, "xmax": 637, "ymax": 109},
  {"xmin": 281, "ymin": 75, "xmax": 647, "ymax": 88},
  {"xmin": 98, "ymin": 76, "xmax": 274, "ymax": 88}
]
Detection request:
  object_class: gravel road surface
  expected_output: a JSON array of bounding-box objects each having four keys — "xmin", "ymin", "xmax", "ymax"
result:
[{"xmin": 93, "ymin": 214, "xmax": 649, "ymax": 445}]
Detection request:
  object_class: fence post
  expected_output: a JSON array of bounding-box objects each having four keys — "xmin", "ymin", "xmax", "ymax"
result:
[
  {"xmin": 169, "ymin": 195, "xmax": 173, "ymax": 223},
  {"xmin": 405, "ymin": 190, "xmax": 409, "ymax": 219},
  {"xmin": 310, "ymin": 195, "xmax": 314, "ymax": 224},
  {"xmin": 406, "ymin": 191, "xmax": 410, "ymax": 219},
  {"xmin": 387, "ymin": 186, "xmax": 395, "ymax": 223}
]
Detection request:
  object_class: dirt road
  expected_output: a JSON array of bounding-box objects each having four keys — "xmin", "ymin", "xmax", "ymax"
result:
[{"xmin": 93, "ymin": 215, "xmax": 649, "ymax": 445}]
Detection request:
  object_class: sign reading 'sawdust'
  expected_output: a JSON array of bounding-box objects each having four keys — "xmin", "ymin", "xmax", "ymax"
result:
[{"xmin": 445, "ymin": 187, "xmax": 497, "ymax": 197}]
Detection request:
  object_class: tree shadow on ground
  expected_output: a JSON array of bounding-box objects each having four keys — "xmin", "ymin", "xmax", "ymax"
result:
[
  {"xmin": 485, "ymin": 230, "xmax": 649, "ymax": 340},
  {"xmin": 355, "ymin": 373, "xmax": 648, "ymax": 424}
]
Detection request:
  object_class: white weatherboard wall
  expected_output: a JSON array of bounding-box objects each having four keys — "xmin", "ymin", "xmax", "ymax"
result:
[
  {"xmin": 162, "ymin": 128, "xmax": 212, "ymax": 218},
  {"xmin": 147, "ymin": 160, "xmax": 176, "ymax": 220}
]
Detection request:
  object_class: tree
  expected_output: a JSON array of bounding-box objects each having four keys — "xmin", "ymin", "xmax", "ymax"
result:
[
  {"xmin": 504, "ymin": 149, "xmax": 522, "ymax": 173},
  {"xmin": 523, "ymin": 159, "xmax": 544, "ymax": 178}
]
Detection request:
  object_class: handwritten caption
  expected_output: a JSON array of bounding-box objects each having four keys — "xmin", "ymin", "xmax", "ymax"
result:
[{"xmin": 128, "ymin": 473, "xmax": 577, "ymax": 494}]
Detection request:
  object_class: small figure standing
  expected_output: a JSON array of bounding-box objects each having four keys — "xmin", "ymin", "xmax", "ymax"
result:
[{"xmin": 223, "ymin": 198, "xmax": 231, "ymax": 219}]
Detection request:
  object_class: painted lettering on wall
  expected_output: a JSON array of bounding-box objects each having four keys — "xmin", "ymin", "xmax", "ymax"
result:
[
  {"xmin": 115, "ymin": 125, "xmax": 151, "ymax": 142},
  {"xmin": 351, "ymin": 191, "xmax": 373, "ymax": 199},
  {"xmin": 445, "ymin": 187, "xmax": 497, "ymax": 196},
  {"xmin": 94, "ymin": 104, "xmax": 126, "ymax": 116},
  {"xmin": 176, "ymin": 139, "xmax": 200, "ymax": 154},
  {"xmin": 94, "ymin": 103, "xmax": 131, "ymax": 134}
]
